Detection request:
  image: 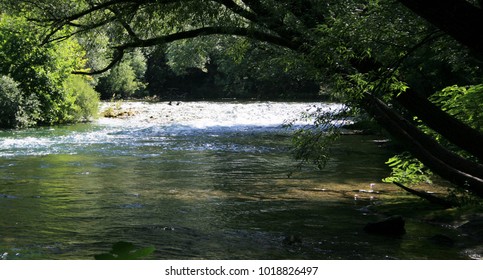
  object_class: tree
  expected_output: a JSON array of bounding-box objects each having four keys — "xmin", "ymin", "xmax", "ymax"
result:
[
  {"xmin": 0, "ymin": 75, "xmax": 40, "ymax": 128},
  {"xmin": 164, "ymin": 36, "xmax": 320, "ymax": 99},
  {"xmin": 12, "ymin": 0, "xmax": 483, "ymax": 197},
  {"xmin": 145, "ymin": 46, "xmax": 176, "ymax": 97},
  {"xmin": 0, "ymin": 12, "xmax": 100, "ymax": 127}
]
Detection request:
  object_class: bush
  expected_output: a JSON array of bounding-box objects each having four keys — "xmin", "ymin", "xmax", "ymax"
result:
[
  {"xmin": 63, "ymin": 75, "xmax": 100, "ymax": 122},
  {"xmin": 0, "ymin": 75, "xmax": 40, "ymax": 128},
  {"xmin": 0, "ymin": 14, "xmax": 99, "ymax": 127},
  {"xmin": 96, "ymin": 54, "xmax": 146, "ymax": 100}
]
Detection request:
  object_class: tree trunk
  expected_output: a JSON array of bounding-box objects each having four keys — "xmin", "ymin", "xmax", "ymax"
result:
[
  {"xmin": 396, "ymin": 89, "xmax": 483, "ymax": 161},
  {"xmin": 361, "ymin": 93, "xmax": 483, "ymax": 198},
  {"xmin": 351, "ymin": 56, "xmax": 483, "ymax": 162}
]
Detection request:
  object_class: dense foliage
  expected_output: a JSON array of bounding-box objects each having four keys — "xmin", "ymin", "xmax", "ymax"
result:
[
  {"xmin": 0, "ymin": 75, "xmax": 40, "ymax": 128},
  {"xmin": 0, "ymin": 13, "xmax": 99, "ymax": 128}
]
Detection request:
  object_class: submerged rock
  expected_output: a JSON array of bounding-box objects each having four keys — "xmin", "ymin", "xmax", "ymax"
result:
[{"xmin": 363, "ymin": 215, "xmax": 406, "ymax": 236}]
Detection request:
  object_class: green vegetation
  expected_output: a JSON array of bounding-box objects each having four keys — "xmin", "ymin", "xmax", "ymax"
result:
[
  {"xmin": 383, "ymin": 152, "xmax": 433, "ymax": 185},
  {"xmin": 0, "ymin": 75, "xmax": 40, "ymax": 128},
  {"xmin": 0, "ymin": 13, "xmax": 100, "ymax": 128}
]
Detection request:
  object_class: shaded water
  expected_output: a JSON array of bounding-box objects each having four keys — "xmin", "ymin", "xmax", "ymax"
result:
[{"xmin": 0, "ymin": 102, "xmax": 468, "ymax": 259}]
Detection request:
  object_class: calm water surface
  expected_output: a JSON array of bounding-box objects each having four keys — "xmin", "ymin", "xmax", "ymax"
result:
[{"xmin": 0, "ymin": 102, "xmax": 468, "ymax": 259}]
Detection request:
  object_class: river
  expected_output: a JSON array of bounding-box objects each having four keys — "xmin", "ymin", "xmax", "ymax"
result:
[{"xmin": 0, "ymin": 101, "xmax": 471, "ymax": 259}]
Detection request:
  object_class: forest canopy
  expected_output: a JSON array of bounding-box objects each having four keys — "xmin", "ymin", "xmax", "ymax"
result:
[{"xmin": 1, "ymin": 0, "xmax": 483, "ymax": 200}]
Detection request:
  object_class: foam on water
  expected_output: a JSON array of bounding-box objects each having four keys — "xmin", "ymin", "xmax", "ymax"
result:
[
  {"xmin": 0, "ymin": 101, "xmax": 346, "ymax": 157},
  {"xmin": 98, "ymin": 101, "xmax": 345, "ymax": 128}
]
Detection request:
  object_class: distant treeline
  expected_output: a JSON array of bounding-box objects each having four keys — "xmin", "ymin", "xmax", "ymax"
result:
[{"xmin": 96, "ymin": 45, "xmax": 322, "ymax": 102}]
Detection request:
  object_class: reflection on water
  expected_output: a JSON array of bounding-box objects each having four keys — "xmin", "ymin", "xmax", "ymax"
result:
[{"xmin": 0, "ymin": 102, "xmax": 468, "ymax": 259}]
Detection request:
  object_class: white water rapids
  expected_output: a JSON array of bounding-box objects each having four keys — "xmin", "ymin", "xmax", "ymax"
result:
[
  {"xmin": 0, "ymin": 101, "xmax": 345, "ymax": 157},
  {"xmin": 97, "ymin": 101, "xmax": 344, "ymax": 128}
]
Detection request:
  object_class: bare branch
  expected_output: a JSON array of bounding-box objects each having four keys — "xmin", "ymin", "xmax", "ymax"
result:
[
  {"xmin": 119, "ymin": 26, "xmax": 299, "ymax": 50},
  {"xmin": 108, "ymin": 5, "xmax": 142, "ymax": 42}
]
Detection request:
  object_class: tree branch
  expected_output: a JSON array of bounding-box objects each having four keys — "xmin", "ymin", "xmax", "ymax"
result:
[
  {"xmin": 109, "ymin": 5, "xmax": 142, "ymax": 42},
  {"xmin": 362, "ymin": 92, "xmax": 483, "ymax": 197},
  {"xmin": 73, "ymin": 25, "xmax": 298, "ymax": 75},
  {"xmin": 73, "ymin": 48, "xmax": 125, "ymax": 75},
  {"xmin": 393, "ymin": 182, "xmax": 454, "ymax": 208},
  {"xmin": 213, "ymin": 0, "xmax": 259, "ymax": 23},
  {"xmin": 119, "ymin": 26, "xmax": 298, "ymax": 50},
  {"xmin": 42, "ymin": 17, "xmax": 116, "ymax": 45}
]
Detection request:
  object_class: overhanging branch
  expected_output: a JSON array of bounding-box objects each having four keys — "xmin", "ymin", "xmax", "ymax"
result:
[
  {"xmin": 73, "ymin": 26, "xmax": 299, "ymax": 75},
  {"xmin": 73, "ymin": 49, "xmax": 125, "ymax": 75},
  {"xmin": 122, "ymin": 26, "xmax": 298, "ymax": 49}
]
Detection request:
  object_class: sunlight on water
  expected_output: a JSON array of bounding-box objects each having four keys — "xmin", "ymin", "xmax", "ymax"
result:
[
  {"xmin": 0, "ymin": 101, "xmax": 341, "ymax": 157},
  {"xmin": 98, "ymin": 101, "xmax": 344, "ymax": 128}
]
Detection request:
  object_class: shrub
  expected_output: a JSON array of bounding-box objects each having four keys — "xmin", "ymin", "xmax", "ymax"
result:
[
  {"xmin": 0, "ymin": 75, "xmax": 40, "ymax": 128},
  {"xmin": 1, "ymin": 14, "xmax": 98, "ymax": 127},
  {"xmin": 63, "ymin": 75, "xmax": 100, "ymax": 122}
]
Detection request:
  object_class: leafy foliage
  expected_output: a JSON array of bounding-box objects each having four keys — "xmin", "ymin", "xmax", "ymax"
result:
[
  {"xmin": 62, "ymin": 75, "xmax": 100, "ymax": 121},
  {"xmin": 163, "ymin": 37, "xmax": 320, "ymax": 100},
  {"xmin": 383, "ymin": 152, "xmax": 433, "ymax": 185},
  {"xmin": 0, "ymin": 13, "xmax": 99, "ymax": 128},
  {"xmin": 289, "ymin": 105, "xmax": 352, "ymax": 169},
  {"xmin": 0, "ymin": 75, "xmax": 41, "ymax": 128},
  {"xmin": 96, "ymin": 61, "xmax": 141, "ymax": 100},
  {"xmin": 430, "ymin": 84, "xmax": 483, "ymax": 132}
]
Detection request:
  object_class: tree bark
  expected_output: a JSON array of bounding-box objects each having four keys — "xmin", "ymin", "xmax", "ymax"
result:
[
  {"xmin": 396, "ymin": 89, "xmax": 483, "ymax": 161},
  {"xmin": 351, "ymin": 56, "xmax": 483, "ymax": 162},
  {"xmin": 362, "ymin": 93, "xmax": 483, "ymax": 198}
]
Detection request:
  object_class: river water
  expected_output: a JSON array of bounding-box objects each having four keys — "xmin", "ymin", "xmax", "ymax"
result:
[{"xmin": 0, "ymin": 101, "xmax": 468, "ymax": 259}]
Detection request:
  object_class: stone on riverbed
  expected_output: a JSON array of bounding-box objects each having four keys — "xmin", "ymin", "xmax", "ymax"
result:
[{"xmin": 363, "ymin": 215, "xmax": 406, "ymax": 236}]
